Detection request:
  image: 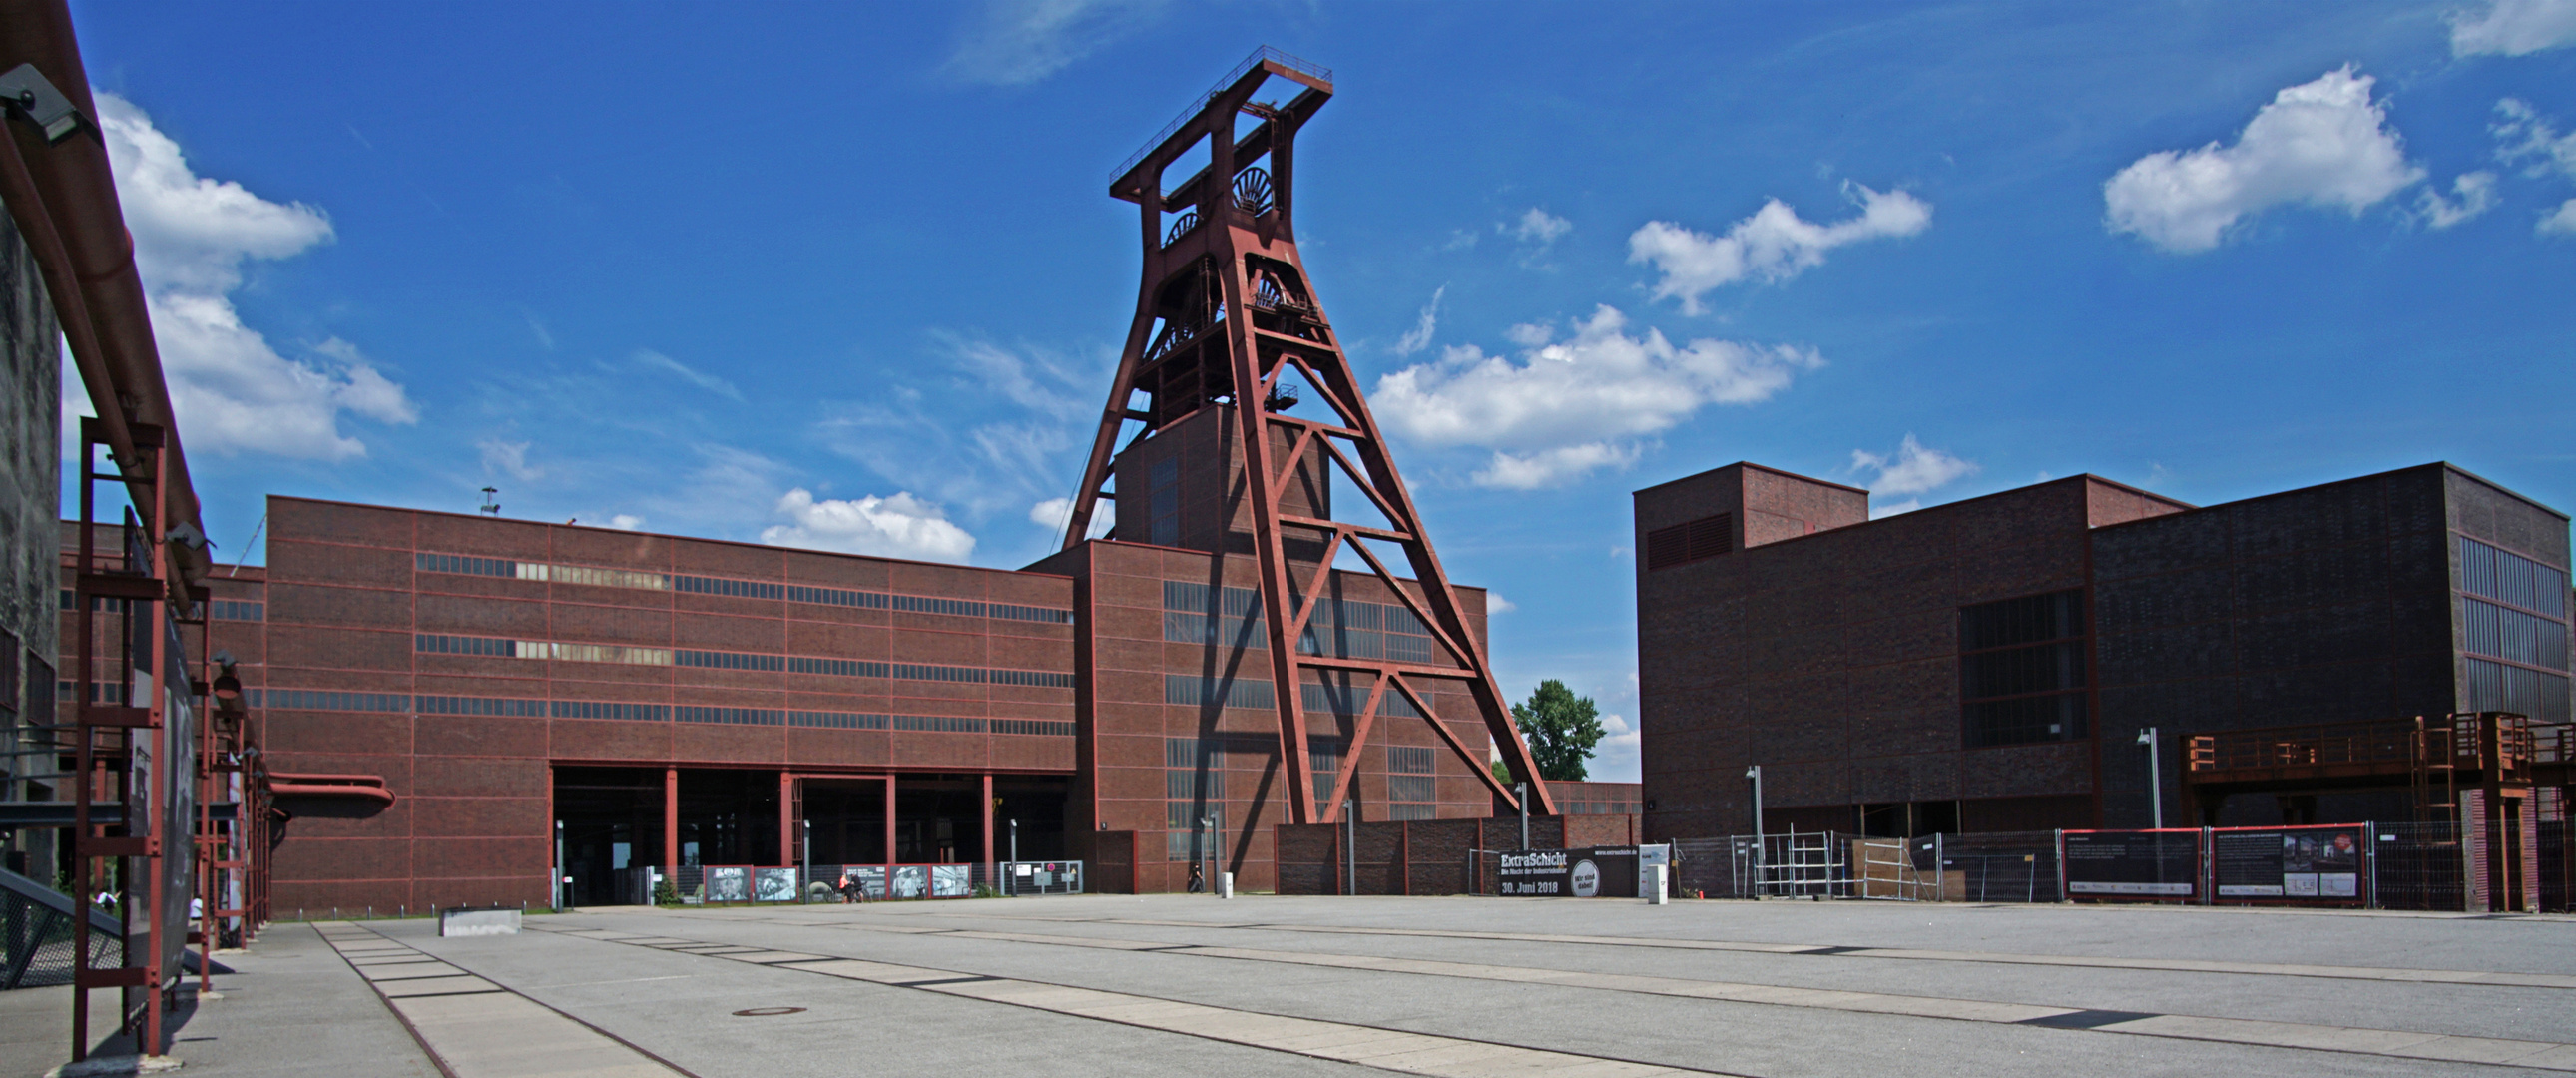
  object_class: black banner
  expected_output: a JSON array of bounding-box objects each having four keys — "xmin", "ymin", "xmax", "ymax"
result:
[
  {"xmin": 2063, "ymin": 830, "xmax": 2199, "ymax": 898},
  {"xmin": 2214, "ymin": 826, "xmax": 2363, "ymax": 900},
  {"xmin": 1498, "ymin": 847, "xmax": 1639, "ymax": 897}
]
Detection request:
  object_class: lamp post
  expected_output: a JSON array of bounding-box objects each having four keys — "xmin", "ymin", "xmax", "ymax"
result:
[
  {"xmin": 1746, "ymin": 766, "xmax": 1764, "ymax": 896},
  {"xmin": 554, "ymin": 819, "xmax": 568, "ymax": 911},
  {"xmin": 1343, "ymin": 799, "xmax": 1356, "ymax": 896},
  {"xmin": 1515, "ymin": 782, "xmax": 1529, "ymax": 850},
  {"xmin": 2137, "ymin": 728, "xmax": 2163, "ymax": 828},
  {"xmin": 800, "ymin": 818, "xmax": 811, "ymax": 902}
]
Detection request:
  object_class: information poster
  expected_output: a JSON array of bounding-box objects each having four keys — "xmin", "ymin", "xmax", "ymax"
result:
[
  {"xmin": 1498, "ymin": 848, "xmax": 1640, "ymax": 897},
  {"xmin": 842, "ymin": 865, "xmax": 886, "ymax": 900},
  {"xmin": 706, "ymin": 866, "xmax": 749, "ymax": 902},
  {"xmin": 891, "ymin": 865, "xmax": 929, "ymax": 899},
  {"xmin": 931, "ymin": 864, "xmax": 972, "ymax": 897},
  {"xmin": 2063, "ymin": 831, "xmax": 2199, "ymax": 898},
  {"xmin": 754, "ymin": 867, "xmax": 798, "ymax": 902},
  {"xmin": 2214, "ymin": 826, "xmax": 2362, "ymax": 901}
]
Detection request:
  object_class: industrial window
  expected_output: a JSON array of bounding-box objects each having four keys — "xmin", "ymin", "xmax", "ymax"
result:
[
  {"xmin": 259, "ymin": 689, "xmax": 411, "ymax": 713},
  {"xmin": 210, "ymin": 600, "xmax": 263, "ymax": 621},
  {"xmin": 788, "ymin": 657, "xmax": 890, "ymax": 678},
  {"xmin": 2466, "ymin": 658, "xmax": 2572, "ymax": 725},
  {"xmin": 1301, "ymin": 680, "xmax": 1425, "ymax": 720},
  {"xmin": 788, "ymin": 711, "xmax": 885, "ymax": 729},
  {"xmin": 2463, "ymin": 598, "xmax": 2570, "ymax": 671},
  {"xmin": 990, "ymin": 603, "xmax": 1075, "ymax": 624},
  {"xmin": 892, "ymin": 663, "xmax": 985, "ymax": 684},
  {"xmin": 415, "ymin": 633, "xmax": 516, "ymax": 658},
  {"xmin": 1163, "ymin": 581, "xmax": 1267, "ymax": 648},
  {"xmin": 1958, "ymin": 590, "xmax": 2088, "ymax": 748},
  {"xmin": 785, "ymin": 584, "xmax": 888, "ymax": 609},
  {"xmin": 1166, "ymin": 737, "xmax": 1224, "ymax": 861},
  {"xmin": 1387, "ymin": 744, "xmax": 1437, "ymax": 819},
  {"xmin": 549, "ymin": 701, "xmax": 667, "ymax": 721},
  {"xmin": 25, "ymin": 657, "xmax": 51, "ymax": 721},
  {"xmin": 677, "ymin": 649, "xmax": 785, "ymax": 672},
  {"xmin": 674, "ymin": 575, "xmax": 783, "ymax": 600},
  {"xmin": 418, "ymin": 696, "xmax": 548, "ymax": 717},
  {"xmin": 676, "ymin": 706, "xmax": 782, "ymax": 726},
  {"xmin": 2460, "ymin": 537, "xmax": 2570, "ymax": 619},
  {"xmin": 992, "ymin": 718, "xmax": 1076, "ymax": 737},
  {"xmin": 1149, "ymin": 457, "xmax": 1182, "ymax": 547},
  {"xmin": 1308, "ymin": 736, "xmax": 1345, "ymax": 815},
  {"xmin": 415, "ymin": 552, "xmax": 516, "ymax": 577},
  {"xmin": 989, "ymin": 668, "xmax": 1075, "ymax": 689},
  {"xmin": 892, "ymin": 594, "xmax": 986, "ymax": 618},
  {"xmin": 892, "ymin": 714, "xmax": 987, "ymax": 733},
  {"xmin": 1164, "ymin": 673, "xmax": 1276, "ymax": 711},
  {"xmin": 1644, "ymin": 513, "xmax": 1734, "ymax": 571}
]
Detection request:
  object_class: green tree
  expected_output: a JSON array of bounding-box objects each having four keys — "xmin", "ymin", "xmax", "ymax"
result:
[{"xmin": 1511, "ymin": 680, "xmax": 1604, "ymax": 782}]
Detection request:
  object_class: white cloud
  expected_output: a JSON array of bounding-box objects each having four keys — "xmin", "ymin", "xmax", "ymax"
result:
[
  {"xmin": 1628, "ymin": 183, "xmax": 1930, "ymax": 313},
  {"xmin": 1851, "ymin": 434, "xmax": 1978, "ymax": 496},
  {"xmin": 1475, "ymin": 443, "xmax": 1639, "ymax": 490},
  {"xmin": 942, "ymin": 0, "xmax": 1166, "ymax": 86},
  {"xmin": 2416, "ymin": 172, "xmax": 2499, "ymax": 228},
  {"xmin": 1870, "ymin": 499, "xmax": 1921, "ymax": 519},
  {"xmin": 1599, "ymin": 713, "xmax": 1640, "ymax": 750},
  {"xmin": 762, "ymin": 488, "xmax": 977, "ymax": 563},
  {"xmin": 2542, "ymin": 199, "xmax": 2576, "ymax": 234},
  {"xmin": 477, "ymin": 438, "xmax": 542, "ymax": 482},
  {"xmin": 1374, "ymin": 304, "xmax": 1821, "ymax": 489},
  {"xmin": 1391, "ymin": 285, "xmax": 1445, "ymax": 357},
  {"xmin": 2451, "ymin": 0, "xmax": 2576, "ymax": 56},
  {"xmin": 2104, "ymin": 67, "xmax": 2424, "ymax": 254},
  {"xmin": 1505, "ymin": 208, "xmax": 1571, "ymax": 246},
  {"xmin": 1485, "ymin": 593, "xmax": 1517, "ymax": 614},
  {"xmin": 633, "ymin": 349, "xmax": 742, "ymax": 401},
  {"xmin": 2495, "ymin": 99, "xmax": 2576, "ymax": 177},
  {"xmin": 100, "ymin": 93, "xmax": 416, "ymax": 460},
  {"xmin": 937, "ymin": 333, "xmax": 1088, "ymax": 420},
  {"xmin": 605, "ymin": 514, "xmax": 645, "ymax": 531},
  {"xmin": 1029, "ymin": 496, "xmax": 1114, "ymax": 539}
]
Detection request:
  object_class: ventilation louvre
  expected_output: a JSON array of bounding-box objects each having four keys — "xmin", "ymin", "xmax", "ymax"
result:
[{"xmin": 1645, "ymin": 513, "xmax": 1734, "ymax": 570}]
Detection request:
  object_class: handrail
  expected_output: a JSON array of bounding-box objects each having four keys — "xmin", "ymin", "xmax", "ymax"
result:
[
  {"xmin": 2186, "ymin": 714, "xmax": 2536, "ymax": 775},
  {"xmin": 0, "ymin": 863, "xmax": 122, "ymax": 939},
  {"xmin": 1112, "ymin": 46, "xmax": 1332, "ymax": 185}
]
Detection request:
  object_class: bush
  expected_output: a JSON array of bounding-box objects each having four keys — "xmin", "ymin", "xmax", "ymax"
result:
[{"xmin": 653, "ymin": 878, "xmax": 680, "ymax": 906}]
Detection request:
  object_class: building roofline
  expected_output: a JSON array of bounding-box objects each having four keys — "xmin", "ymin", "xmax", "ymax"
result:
[
  {"xmin": 2441, "ymin": 462, "xmax": 2570, "ymax": 522},
  {"xmin": 1674, "ymin": 473, "xmax": 2187, "ymax": 554},
  {"xmin": 1631, "ymin": 461, "xmax": 1872, "ymax": 498},
  {"xmin": 258, "ymin": 494, "xmax": 1071, "ymax": 581},
  {"xmin": 2089, "ymin": 461, "xmax": 2568, "ymax": 534}
]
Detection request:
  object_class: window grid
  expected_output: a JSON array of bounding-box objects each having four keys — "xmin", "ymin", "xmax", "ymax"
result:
[
  {"xmin": 259, "ymin": 689, "xmax": 411, "ymax": 713},
  {"xmin": 415, "ymin": 633, "xmax": 515, "ymax": 658},
  {"xmin": 677, "ymin": 649, "xmax": 786, "ymax": 672},
  {"xmin": 2460, "ymin": 537, "xmax": 2571, "ymax": 619},
  {"xmin": 552, "ymin": 701, "xmax": 671, "ymax": 722},
  {"xmin": 677, "ymin": 706, "xmax": 782, "ymax": 726},
  {"xmin": 892, "ymin": 714, "xmax": 986, "ymax": 733},
  {"xmin": 1958, "ymin": 590, "xmax": 2089, "ymax": 748},
  {"xmin": 1164, "ymin": 673, "xmax": 1276, "ymax": 710},
  {"xmin": 210, "ymin": 600, "xmax": 263, "ymax": 621},
  {"xmin": 418, "ymin": 696, "xmax": 547, "ymax": 717},
  {"xmin": 2463, "ymin": 597, "xmax": 2571, "ymax": 671},
  {"xmin": 2465, "ymin": 658, "xmax": 2572, "ymax": 725},
  {"xmin": 788, "ymin": 711, "xmax": 887, "ymax": 729},
  {"xmin": 674, "ymin": 575, "xmax": 783, "ymax": 600},
  {"xmin": 415, "ymin": 552, "xmax": 515, "ymax": 578},
  {"xmin": 788, "ymin": 656, "xmax": 890, "ymax": 678},
  {"xmin": 414, "ymin": 552, "xmax": 1068, "ymax": 623}
]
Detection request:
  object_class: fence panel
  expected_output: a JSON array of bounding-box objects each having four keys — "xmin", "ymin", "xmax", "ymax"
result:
[{"xmin": 2372, "ymin": 821, "xmax": 2466, "ymax": 912}]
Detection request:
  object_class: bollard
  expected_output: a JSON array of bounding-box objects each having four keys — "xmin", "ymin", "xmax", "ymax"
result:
[
  {"xmin": 1647, "ymin": 865, "xmax": 1669, "ymax": 905},
  {"xmin": 1219, "ymin": 872, "xmax": 1234, "ymax": 899}
]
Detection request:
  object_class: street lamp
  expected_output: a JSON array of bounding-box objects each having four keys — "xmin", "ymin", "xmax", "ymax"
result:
[
  {"xmin": 1746, "ymin": 766, "xmax": 1765, "ymax": 896},
  {"xmin": 1514, "ymin": 782, "xmax": 1529, "ymax": 850},
  {"xmin": 2137, "ymin": 728, "xmax": 2163, "ymax": 828}
]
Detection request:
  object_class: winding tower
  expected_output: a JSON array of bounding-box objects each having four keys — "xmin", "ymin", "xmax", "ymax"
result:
[{"xmin": 1062, "ymin": 49, "xmax": 1557, "ymax": 824}]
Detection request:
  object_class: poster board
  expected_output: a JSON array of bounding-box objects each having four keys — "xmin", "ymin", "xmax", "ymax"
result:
[
  {"xmin": 2061, "ymin": 829, "xmax": 2200, "ymax": 900},
  {"xmin": 2212, "ymin": 825, "xmax": 2365, "ymax": 904},
  {"xmin": 1498, "ymin": 847, "xmax": 1641, "ymax": 897}
]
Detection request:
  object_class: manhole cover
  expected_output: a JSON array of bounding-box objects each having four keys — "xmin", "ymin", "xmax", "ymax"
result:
[{"xmin": 732, "ymin": 1007, "xmax": 806, "ymax": 1017}]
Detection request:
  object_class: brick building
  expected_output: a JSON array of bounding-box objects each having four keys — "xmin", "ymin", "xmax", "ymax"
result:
[
  {"xmin": 1635, "ymin": 461, "xmax": 2571, "ymax": 839},
  {"xmin": 103, "ymin": 403, "xmax": 1505, "ymax": 910}
]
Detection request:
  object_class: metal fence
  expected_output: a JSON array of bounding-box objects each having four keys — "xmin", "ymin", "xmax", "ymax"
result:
[
  {"xmin": 2371, "ymin": 820, "xmax": 2466, "ymax": 912},
  {"xmin": 1, "ymin": 867, "xmax": 122, "ymax": 991}
]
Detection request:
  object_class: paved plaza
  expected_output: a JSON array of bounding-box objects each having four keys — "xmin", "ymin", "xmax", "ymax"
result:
[{"xmin": 8, "ymin": 895, "xmax": 2576, "ymax": 1077}]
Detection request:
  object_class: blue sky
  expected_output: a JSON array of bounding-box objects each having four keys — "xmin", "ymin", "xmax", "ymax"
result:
[{"xmin": 67, "ymin": 1, "xmax": 2576, "ymax": 781}]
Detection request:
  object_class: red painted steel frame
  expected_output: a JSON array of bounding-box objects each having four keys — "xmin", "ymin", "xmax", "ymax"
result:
[{"xmin": 1061, "ymin": 51, "xmax": 1555, "ymax": 823}]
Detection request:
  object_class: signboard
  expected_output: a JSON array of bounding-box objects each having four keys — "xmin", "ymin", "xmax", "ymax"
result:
[
  {"xmin": 706, "ymin": 866, "xmax": 749, "ymax": 902},
  {"xmin": 2062, "ymin": 830, "xmax": 2199, "ymax": 899},
  {"xmin": 2213, "ymin": 826, "xmax": 2363, "ymax": 902},
  {"xmin": 1639, "ymin": 844, "xmax": 1671, "ymax": 899},
  {"xmin": 842, "ymin": 866, "xmax": 886, "ymax": 900},
  {"xmin": 753, "ymin": 867, "xmax": 798, "ymax": 902},
  {"xmin": 1498, "ymin": 847, "xmax": 1641, "ymax": 897}
]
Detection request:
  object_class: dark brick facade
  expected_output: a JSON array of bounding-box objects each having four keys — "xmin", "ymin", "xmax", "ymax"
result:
[{"xmin": 1636, "ymin": 461, "xmax": 2570, "ymax": 839}]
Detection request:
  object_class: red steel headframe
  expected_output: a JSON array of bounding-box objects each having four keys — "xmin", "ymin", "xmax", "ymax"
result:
[{"xmin": 1063, "ymin": 49, "xmax": 1557, "ymax": 824}]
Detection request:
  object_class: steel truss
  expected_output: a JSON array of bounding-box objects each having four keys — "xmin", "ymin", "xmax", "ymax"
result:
[{"xmin": 1064, "ymin": 50, "xmax": 1557, "ymax": 824}]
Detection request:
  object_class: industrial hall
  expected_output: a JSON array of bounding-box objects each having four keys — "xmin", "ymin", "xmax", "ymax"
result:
[{"xmin": 1635, "ymin": 459, "xmax": 2572, "ymax": 866}]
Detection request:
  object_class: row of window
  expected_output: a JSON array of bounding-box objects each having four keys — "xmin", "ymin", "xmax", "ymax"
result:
[
  {"xmin": 2463, "ymin": 597, "xmax": 2570, "ymax": 671},
  {"xmin": 247, "ymin": 687, "xmax": 1073, "ymax": 733},
  {"xmin": 211, "ymin": 600, "xmax": 264, "ymax": 621},
  {"xmin": 1959, "ymin": 590, "xmax": 2089, "ymax": 748},
  {"xmin": 2459, "ymin": 537, "xmax": 2569, "ymax": 619},
  {"xmin": 411, "ymin": 633, "xmax": 1070, "ymax": 688},
  {"xmin": 1160, "ymin": 581, "xmax": 1441, "ymax": 663},
  {"xmin": 2465, "ymin": 658, "xmax": 2572, "ymax": 725},
  {"xmin": 414, "ymin": 551, "xmax": 1073, "ymax": 624}
]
